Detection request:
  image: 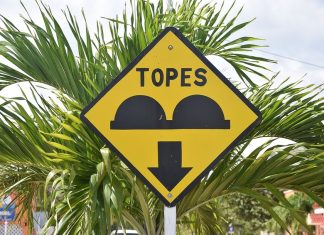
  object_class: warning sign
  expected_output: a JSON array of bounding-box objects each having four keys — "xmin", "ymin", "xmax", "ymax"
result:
[{"xmin": 81, "ymin": 27, "xmax": 261, "ymax": 206}]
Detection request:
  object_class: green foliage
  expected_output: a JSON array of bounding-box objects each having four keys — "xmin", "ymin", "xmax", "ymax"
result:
[
  {"xmin": 266, "ymin": 192, "xmax": 314, "ymax": 234},
  {"xmin": 0, "ymin": 0, "xmax": 323, "ymax": 234},
  {"xmin": 220, "ymin": 192, "xmax": 271, "ymax": 234}
]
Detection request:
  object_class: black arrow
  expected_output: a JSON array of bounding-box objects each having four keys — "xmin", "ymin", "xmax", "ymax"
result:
[{"xmin": 148, "ymin": 141, "xmax": 192, "ymax": 191}]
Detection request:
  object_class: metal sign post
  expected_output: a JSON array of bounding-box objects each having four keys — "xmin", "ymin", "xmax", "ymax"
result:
[
  {"xmin": 4, "ymin": 220, "xmax": 8, "ymax": 235},
  {"xmin": 164, "ymin": 206, "xmax": 176, "ymax": 235}
]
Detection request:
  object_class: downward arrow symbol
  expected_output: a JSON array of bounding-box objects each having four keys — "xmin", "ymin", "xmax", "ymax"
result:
[{"xmin": 148, "ymin": 141, "xmax": 192, "ymax": 191}]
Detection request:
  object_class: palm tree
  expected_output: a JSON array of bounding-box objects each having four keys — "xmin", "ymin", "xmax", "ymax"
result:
[{"xmin": 0, "ymin": 0, "xmax": 323, "ymax": 234}]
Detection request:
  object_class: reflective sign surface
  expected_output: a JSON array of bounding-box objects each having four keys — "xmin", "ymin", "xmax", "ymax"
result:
[{"xmin": 81, "ymin": 27, "xmax": 261, "ymax": 206}]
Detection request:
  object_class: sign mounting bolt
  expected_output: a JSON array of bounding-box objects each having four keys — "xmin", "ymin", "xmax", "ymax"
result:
[
  {"xmin": 168, "ymin": 45, "xmax": 173, "ymax": 50},
  {"xmin": 168, "ymin": 193, "xmax": 173, "ymax": 198}
]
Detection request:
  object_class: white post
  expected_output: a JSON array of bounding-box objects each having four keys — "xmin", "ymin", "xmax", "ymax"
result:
[
  {"xmin": 164, "ymin": 206, "xmax": 176, "ymax": 235},
  {"xmin": 4, "ymin": 220, "xmax": 8, "ymax": 235}
]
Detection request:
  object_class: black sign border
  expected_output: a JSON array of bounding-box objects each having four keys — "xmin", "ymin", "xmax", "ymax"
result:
[{"xmin": 80, "ymin": 27, "xmax": 262, "ymax": 207}]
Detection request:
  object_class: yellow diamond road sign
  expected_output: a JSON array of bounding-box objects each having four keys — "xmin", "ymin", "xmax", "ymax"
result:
[{"xmin": 81, "ymin": 27, "xmax": 261, "ymax": 206}]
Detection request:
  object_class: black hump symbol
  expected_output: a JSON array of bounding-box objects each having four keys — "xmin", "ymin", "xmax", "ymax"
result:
[
  {"xmin": 172, "ymin": 95, "xmax": 230, "ymax": 129},
  {"xmin": 110, "ymin": 95, "xmax": 230, "ymax": 129},
  {"xmin": 110, "ymin": 95, "xmax": 166, "ymax": 129}
]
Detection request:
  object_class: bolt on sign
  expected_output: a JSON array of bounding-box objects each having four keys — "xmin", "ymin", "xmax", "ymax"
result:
[{"xmin": 81, "ymin": 27, "xmax": 261, "ymax": 206}]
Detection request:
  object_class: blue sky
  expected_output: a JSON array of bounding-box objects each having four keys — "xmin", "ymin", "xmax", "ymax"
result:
[{"xmin": 0, "ymin": 0, "xmax": 323, "ymax": 87}]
